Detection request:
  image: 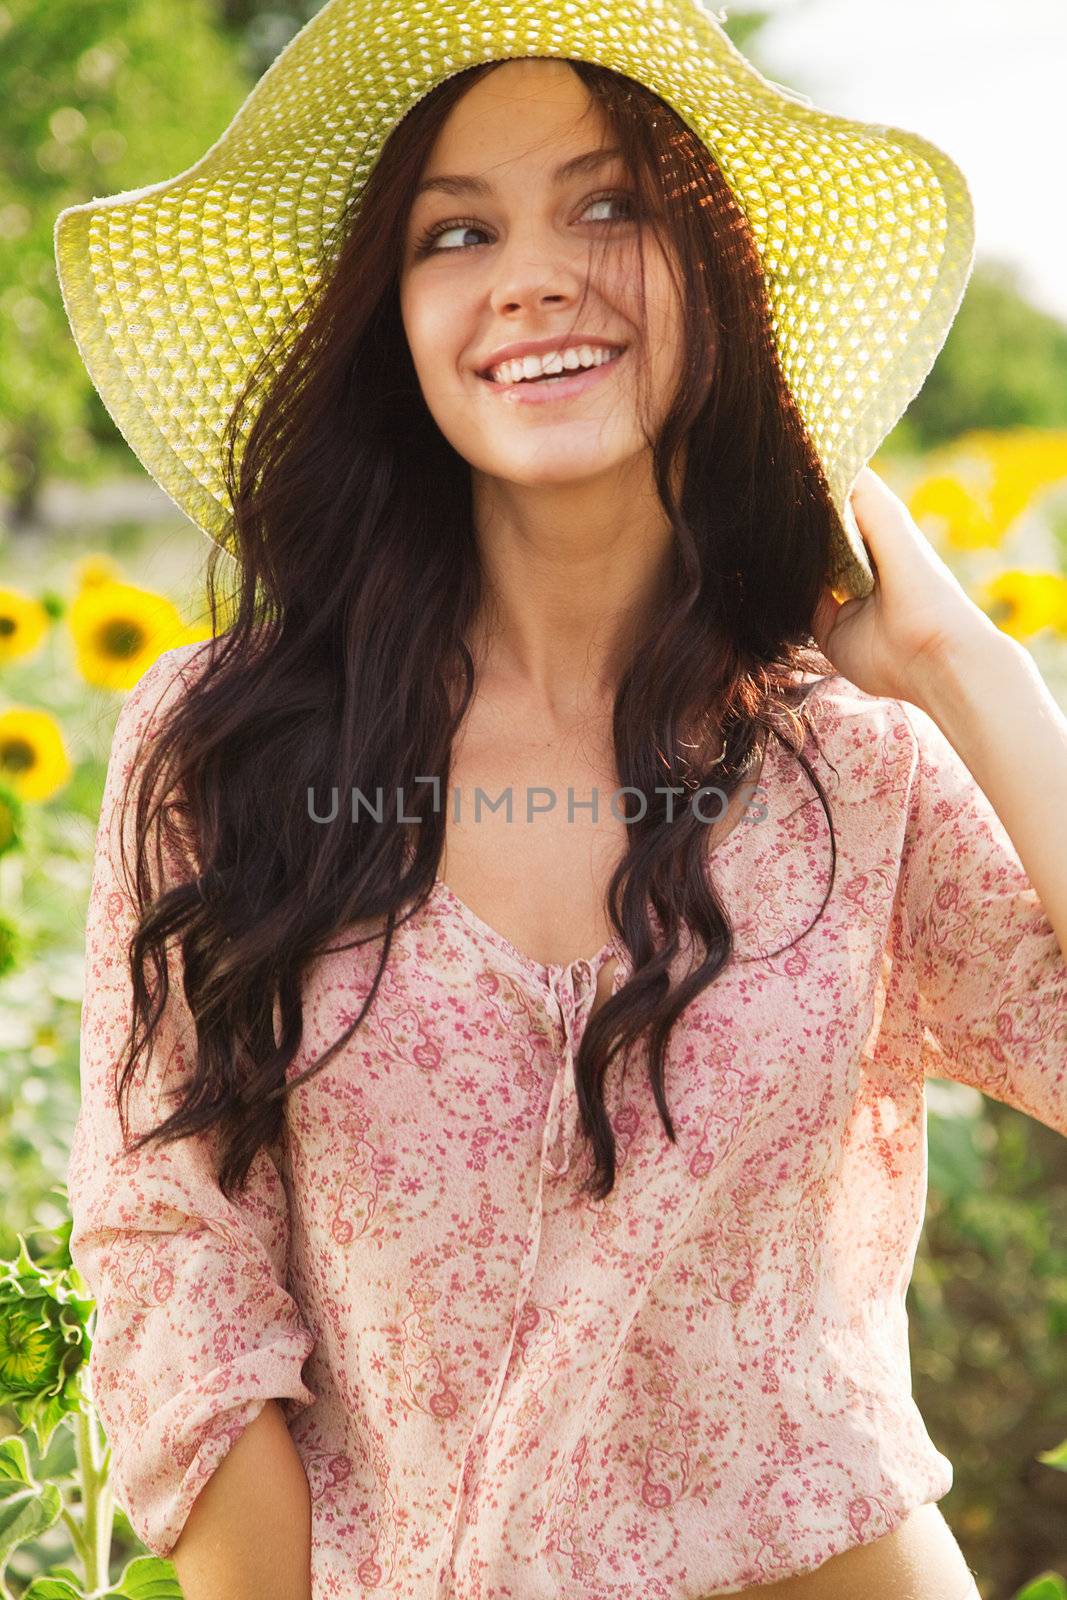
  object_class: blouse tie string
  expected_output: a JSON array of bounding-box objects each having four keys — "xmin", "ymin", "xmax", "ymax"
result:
[{"xmin": 541, "ymin": 958, "xmax": 599, "ymax": 1179}]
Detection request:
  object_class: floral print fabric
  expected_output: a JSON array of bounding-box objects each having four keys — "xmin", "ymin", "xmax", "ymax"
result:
[{"xmin": 68, "ymin": 643, "xmax": 1067, "ymax": 1596}]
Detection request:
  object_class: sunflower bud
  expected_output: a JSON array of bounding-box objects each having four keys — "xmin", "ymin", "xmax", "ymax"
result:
[{"xmin": 0, "ymin": 1235, "xmax": 95, "ymax": 1454}]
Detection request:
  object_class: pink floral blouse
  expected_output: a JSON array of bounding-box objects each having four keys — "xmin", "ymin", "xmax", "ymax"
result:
[{"xmin": 68, "ymin": 642, "xmax": 1067, "ymax": 1597}]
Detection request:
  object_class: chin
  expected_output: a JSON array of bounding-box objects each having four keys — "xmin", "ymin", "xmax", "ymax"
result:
[{"xmin": 492, "ymin": 463, "xmax": 622, "ymax": 490}]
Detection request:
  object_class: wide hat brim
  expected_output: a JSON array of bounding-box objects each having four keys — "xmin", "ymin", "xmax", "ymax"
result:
[{"xmin": 54, "ymin": 0, "xmax": 976, "ymax": 600}]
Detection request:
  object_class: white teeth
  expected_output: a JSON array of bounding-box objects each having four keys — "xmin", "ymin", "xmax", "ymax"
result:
[{"xmin": 488, "ymin": 344, "xmax": 624, "ymax": 385}]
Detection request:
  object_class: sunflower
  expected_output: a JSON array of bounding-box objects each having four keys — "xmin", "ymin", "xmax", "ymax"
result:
[
  {"xmin": 907, "ymin": 473, "xmax": 990, "ymax": 551},
  {"xmin": 908, "ymin": 428, "xmax": 1067, "ymax": 551},
  {"xmin": 977, "ymin": 429, "xmax": 1067, "ymax": 535},
  {"xmin": 0, "ymin": 709, "xmax": 72, "ymax": 803},
  {"xmin": 976, "ymin": 570, "xmax": 1067, "ymax": 642},
  {"xmin": 68, "ymin": 580, "xmax": 193, "ymax": 691},
  {"xmin": 0, "ymin": 589, "xmax": 50, "ymax": 665}
]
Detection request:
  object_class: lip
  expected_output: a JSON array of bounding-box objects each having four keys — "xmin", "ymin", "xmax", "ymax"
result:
[{"xmin": 479, "ymin": 347, "xmax": 628, "ymax": 407}]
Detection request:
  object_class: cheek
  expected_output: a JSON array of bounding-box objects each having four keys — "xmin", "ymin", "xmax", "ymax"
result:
[
  {"xmin": 645, "ymin": 262, "xmax": 684, "ymax": 338},
  {"xmin": 399, "ymin": 276, "xmax": 441, "ymax": 364},
  {"xmin": 403, "ymin": 294, "xmax": 470, "ymax": 392},
  {"xmin": 648, "ymin": 281, "xmax": 688, "ymax": 385}
]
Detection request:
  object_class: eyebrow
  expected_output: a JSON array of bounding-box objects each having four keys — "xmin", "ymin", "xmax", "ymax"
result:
[{"xmin": 413, "ymin": 147, "xmax": 623, "ymax": 202}]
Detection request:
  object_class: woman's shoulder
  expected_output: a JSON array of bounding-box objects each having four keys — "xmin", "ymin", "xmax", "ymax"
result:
[
  {"xmin": 117, "ymin": 638, "xmax": 219, "ymax": 738},
  {"xmin": 787, "ymin": 669, "xmax": 910, "ymax": 739},
  {"xmin": 106, "ymin": 638, "xmax": 215, "ymax": 749},
  {"xmin": 781, "ymin": 670, "xmax": 917, "ymax": 797},
  {"xmin": 138, "ymin": 636, "xmax": 218, "ymax": 695}
]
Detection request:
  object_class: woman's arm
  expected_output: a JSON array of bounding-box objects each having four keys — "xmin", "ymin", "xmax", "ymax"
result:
[
  {"xmin": 815, "ymin": 467, "xmax": 1067, "ymax": 961},
  {"xmin": 170, "ymin": 1401, "xmax": 312, "ymax": 1600},
  {"xmin": 909, "ymin": 627, "xmax": 1067, "ymax": 964},
  {"xmin": 69, "ymin": 648, "xmax": 319, "ymax": 1558}
]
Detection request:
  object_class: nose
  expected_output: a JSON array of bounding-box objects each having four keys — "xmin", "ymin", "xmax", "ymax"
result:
[
  {"xmin": 488, "ymin": 239, "xmax": 588, "ymax": 319},
  {"xmin": 495, "ymin": 287, "xmax": 571, "ymax": 314}
]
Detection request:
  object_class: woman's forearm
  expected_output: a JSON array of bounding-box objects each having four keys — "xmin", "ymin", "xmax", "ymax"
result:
[
  {"xmin": 910, "ymin": 627, "xmax": 1067, "ymax": 963},
  {"xmin": 170, "ymin": 1399, "xmax": 313, "ymax": 1600}
]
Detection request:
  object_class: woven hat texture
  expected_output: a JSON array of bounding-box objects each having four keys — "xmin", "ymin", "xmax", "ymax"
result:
[{"xmin": 53, "ymin": 0, "xmax": 976, "ymax": 599}]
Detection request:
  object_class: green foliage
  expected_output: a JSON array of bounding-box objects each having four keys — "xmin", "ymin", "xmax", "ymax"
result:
[
  {"xmin": 0, "ymin": 0, "xmax": 251, "ymax": 519},
  {"xmin": 913, "ymin": 1093, "xmax": 1067, "ymax": 1597},
  {"xmin": 0, "ymin": 1240, "xmax": 93, "ymax": 1458},
  {"xmin": 1012, "ymin": 1579, "xmax": 1067, "ymax": 1600},
  {"xmin": 21, "ymin": 1554, "xmax": 183, "ymax": 1599},
  {"xmin": 891, "ymin": 260, "xmax": 1067, "ymax": 455},
  {"xmin": 719, "ymin": 6, "xmax": 777, "ymax": 55},
  {"xmin": 212, "ymin": 0, "xmax": 321, "ymax": 78},
  {"xmin": 0, "ymin": 1437, "xmax": 63, "ymax": 1584}
]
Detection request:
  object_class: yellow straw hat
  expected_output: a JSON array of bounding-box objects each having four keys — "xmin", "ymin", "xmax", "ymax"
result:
[{"xmin": 53, "ymin": 0, "xmax": 976, "ymax": 601}]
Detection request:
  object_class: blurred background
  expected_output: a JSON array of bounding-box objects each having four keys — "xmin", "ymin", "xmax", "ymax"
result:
[{"xmin": 1, "ymin": 2, "xmax": 1066, "ymax": 1596}]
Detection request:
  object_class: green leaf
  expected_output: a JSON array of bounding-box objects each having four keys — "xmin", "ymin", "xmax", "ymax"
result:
[
  {"xmin": 110, "ymin": 1553, "xmax": 184, "ymax": 1597},
  {"xmin": 1036, "ymin": 1437, "xmax": 1067, "ymax": 1471},
  {"xmin": 0, "ymin": 1434, "xmax": 63, "ymax": 1582},
  {"xmin": 23, "ymin": 1551, "xmax": 183, "ymax": 1598},
  {"xmin": 1010, "ymin": 1575, "xmax": 1067, "ymax": 1600}
]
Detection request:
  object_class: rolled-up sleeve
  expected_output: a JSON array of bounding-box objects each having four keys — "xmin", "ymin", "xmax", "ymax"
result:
[
  {"xmin": 67, "ymin": 649, "xmax": 317, "ymax": 1559},
  {"xmin": 895, "ymin": 696, "xmax": 1067, "ymax": 1135}
]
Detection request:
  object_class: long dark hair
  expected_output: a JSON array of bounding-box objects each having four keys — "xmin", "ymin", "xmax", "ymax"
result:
[{"xmin": 112, "ymin": 59, "xmax": 846, "ymax": 1204}]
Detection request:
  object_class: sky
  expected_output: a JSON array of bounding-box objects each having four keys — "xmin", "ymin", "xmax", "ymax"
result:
[{"xmin": 738, "ymin": 0, "xmax": 1066, "ymax": 325}]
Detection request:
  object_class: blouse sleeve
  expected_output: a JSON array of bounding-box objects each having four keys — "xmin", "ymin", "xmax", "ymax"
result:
[
  {"xmin": 895, "ymin": 696, "xmax": 1067, "ymax": 1135},
  {"xmin": 67, "ymin": 648, "xmax": 317, "ymax": 1559}
]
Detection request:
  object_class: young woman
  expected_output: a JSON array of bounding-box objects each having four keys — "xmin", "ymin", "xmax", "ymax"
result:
[{"xmin": 56, "ymin": 9, "xmax": 1067, "ymax": 1600}]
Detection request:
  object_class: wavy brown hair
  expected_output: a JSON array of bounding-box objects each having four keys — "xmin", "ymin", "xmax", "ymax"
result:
[{"xmin": 111, "ymin": 59, "xmax": 847, "ymax": 1204}]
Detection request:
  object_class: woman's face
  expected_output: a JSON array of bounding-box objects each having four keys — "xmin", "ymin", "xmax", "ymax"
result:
[{"xmin": 398, "ymin": 59, "xmax": 686, "ymax": 496}]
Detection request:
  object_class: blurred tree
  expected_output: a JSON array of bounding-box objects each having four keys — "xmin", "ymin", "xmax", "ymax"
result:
[
  {"xmin": 211, "ymin": 3, "xmax": 782, "ymax": 80},
  {"xmin": 892, "ymin": 259, "xmax": 1067, "ymax": 454},
  {"xmin": 212, "ymin": 0, "xmax": 320, "ymax": 78},
  {"xmin": 719, "ymin": 6, "xmax": 776, "ymax": 54},
  {"xmin": 0, "ymin": 0, "xmax": 250, "ymax": 527}
]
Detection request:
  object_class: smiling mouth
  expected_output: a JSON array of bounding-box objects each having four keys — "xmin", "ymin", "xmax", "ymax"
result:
[
  {"xmin": 475, "ymin": 348, "xmax": 630, "ymax": 409},
  {"xmin": 479, "ymin": 347, "xmax": 629, "ymax": 387}
]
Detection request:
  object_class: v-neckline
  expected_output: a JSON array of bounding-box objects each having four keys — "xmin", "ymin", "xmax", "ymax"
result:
[
  {"xmin": 430, "ymin": 729, "xmax": 782, "ymax": 985},
  {"xmin": 431, "ymin": 876, "xmax": 621, "ymax": 984}
]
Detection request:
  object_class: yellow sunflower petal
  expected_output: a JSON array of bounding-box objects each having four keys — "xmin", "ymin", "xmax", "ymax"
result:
[
  {"xmin": 977, "ymin": 569, "xmax": 1065, "ymax": 642},
  {"xmin": 938, "ymin": 428, "xmax": 1067, "ymax": 544},
  {"xmin": 0, "ymin": 588, "xmax": 51, "ymax": 664},
  {"xmin": 0, "ymin": 708, "xmax": 72, "ymax": 803},
  {"xmin": 74, "ymin": 553, "xmax": 123, "ymax": 590},
  {"xmin": 908, "ymin": 474, "xmax": 992, "ymax": 551},
  {"xmin": 69, "ymin": 580, "xmax": 189, "ymax": 691}
]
